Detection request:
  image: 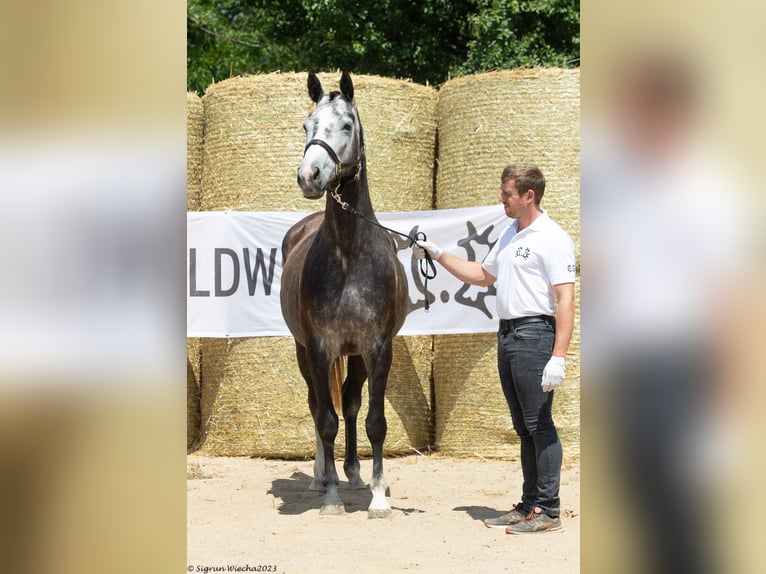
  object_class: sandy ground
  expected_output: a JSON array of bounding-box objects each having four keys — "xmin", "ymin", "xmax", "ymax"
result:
[{"xmin": 187, "ymin": 453, "xmax": 579, "ymax": 573}]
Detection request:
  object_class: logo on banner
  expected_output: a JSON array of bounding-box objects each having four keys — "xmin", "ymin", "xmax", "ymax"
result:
[{"xmin": 393, "ymin": 220, "xmax": 497, "ymax": 319}]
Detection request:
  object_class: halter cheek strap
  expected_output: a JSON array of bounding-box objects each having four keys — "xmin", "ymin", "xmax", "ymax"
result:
[{"xmin": 303, "ymin": 139, "xmax": 364, "ymax": 184}]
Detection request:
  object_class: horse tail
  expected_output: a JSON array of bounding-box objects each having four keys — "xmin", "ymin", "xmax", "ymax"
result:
[{"xmin": 330, "ymin": 356, "xmax": 345, "ymax": 415}]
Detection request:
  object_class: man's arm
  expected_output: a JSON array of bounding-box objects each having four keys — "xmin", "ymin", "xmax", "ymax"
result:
[
  {"xmin": 416, "ymin": 239, "xmax": 496, "ymax": 287},
  {"xmin": 552, "ymin": 282, "xmax": 575, "ymax": 358},
  {"xmin": 437, "ymin": 251, "xmax": 496, "ymax": 287}
]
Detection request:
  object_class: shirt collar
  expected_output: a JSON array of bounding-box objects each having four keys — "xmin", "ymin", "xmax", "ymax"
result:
[{"xmin": 512, "ymin": 209, "xmax": 549, "ymax": 234}]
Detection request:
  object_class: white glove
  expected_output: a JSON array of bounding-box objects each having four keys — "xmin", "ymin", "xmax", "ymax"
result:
[
  {"xmin": 541, "ymin": 356, "xmax": 566, "ymax": 392},
  {"xmin": 414, "ymin": 239, "xmax": 443, "ymax": 261}
]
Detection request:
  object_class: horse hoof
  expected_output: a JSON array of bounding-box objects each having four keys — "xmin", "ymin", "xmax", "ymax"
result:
[
  {"xmin": 308, "ymin": 479, "xmax": 325, "ymax": 492},
  {"xmin": 367, "ymin": 508, "xmax": 392, "ymax": 520},
  {"xmin": 347, "ymin": 477, "xmax": 366, "ymax": 490},
  {"xmin": 319, "ymin": 504, "xmax": 345, "ymax": 516}
]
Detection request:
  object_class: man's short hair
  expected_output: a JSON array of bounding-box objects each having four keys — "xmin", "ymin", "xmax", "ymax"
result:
[{"xmin": 501, "ymin": 164, "xmax": 545, "ymax": 205}]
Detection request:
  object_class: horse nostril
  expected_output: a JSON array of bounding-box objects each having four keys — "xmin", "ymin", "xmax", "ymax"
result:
[{"xmin": 312, "ymin": 166, "xmax": 320, "ymax": 181}]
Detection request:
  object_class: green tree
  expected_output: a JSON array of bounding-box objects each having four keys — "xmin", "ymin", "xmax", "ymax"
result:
[
  {"xmin": 455, "ymin": 0, "xmax": 579, "ymax": 74},
  {"xmin": 187, "ymin": 0, "xmax": 579, "ymax": 94}
]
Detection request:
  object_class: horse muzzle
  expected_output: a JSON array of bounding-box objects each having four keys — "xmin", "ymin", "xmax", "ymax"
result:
[
  {"xmin": 297, "ymin": 179, "xmax": 326, "ymax": 200},
  {"xmin": 297, "ymin": 164, "xmax": 330, "ymax": 200},
  {"xmin": 302, "ymin": 188, "xmax": 325, "ymax": 200}
]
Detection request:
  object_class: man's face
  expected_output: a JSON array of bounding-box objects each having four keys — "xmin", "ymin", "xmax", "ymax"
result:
[{"xmin": 499, "ymin": 179, "xmax": 526, "ymax": 218}]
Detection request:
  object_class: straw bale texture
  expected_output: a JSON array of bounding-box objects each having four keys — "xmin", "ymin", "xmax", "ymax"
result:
[
  {"xmin": 186, "ymin": 92, "xmax": 204, "ymax": 211},
  {"xmin": 436, "ymin": 68, "xmax": 580, "ymax": 254},
  {"xmin": 433, "ymin": 318, "xmax": 579, "ymax": 460},
  {"xmin": 187, "ymin": 92, "xmax": 204, "ymax": 450},
  {"xmin": 433, "ymin": 68, "xmax": 580, "ymax": 459},
  {"xmin": 187, "ymin": 338, "xmax": 201, "ymax": 451},
  {"xmin": 200, "ymin": 72, "xmax": 437, "ymax": 212},
  {"xmin": 198, "ymin": 336, "xmax": 433, "ymax": 458},
  {"xmin": 196, "ymin": 72, "xmax": 436, "ymax": 458}
]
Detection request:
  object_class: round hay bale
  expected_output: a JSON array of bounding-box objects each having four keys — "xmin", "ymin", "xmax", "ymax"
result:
[
  {"xmin": 433, "ymin": 327, "xmax": 579, "ymax": 460},
  {"xmin": 198, "ymin": 336, "xmax": 432, "ymax": 458},
  {"xmin": 187, "ymin": 92, "xmax": 204, "ymax": 452},
  {"xmin": 197, "ymin": 72, "xmax": 436, "ymax": 458},
  {"xmin": 186, "ymin": 92, "xmax": 204, "ymax": 211},
  {"xmin": 435, "ymin": 68, "xmax": 580, "ymax": 253},
  {"xmin": 199, "ymin": 337, "xmax": 313, "ymax": 457},
  {"xmin": 433, "ymin": 68, "xmax": 580, "ymax": 460},
  {"xmin": 433, "ymin": 333, "xmax": 510, "ymax": 458},
  {"xmin": 201, "ymin": 72, "xmax": 437, "ymax": 212},
  {"xmin": 187, "ymin": 337, "xmax": 201, "ymax": 452}
]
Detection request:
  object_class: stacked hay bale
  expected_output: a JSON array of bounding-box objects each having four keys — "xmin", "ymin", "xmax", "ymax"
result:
[
  {"xmin": 186, "ymin": 338, "xmax": 202, "ymax": 452},
  {"xmin": 187, "ymin": 91, "xmax": 204, "ymax": 210},
  {"xmin": 198, "ymin": 72, "xmax": 436, "ymax": 457},
  {"xmin": 186, "ymin": 92, "xmax": 204, "ymax": 451},
  {"xmin": 433, "ymin": 69, "xmax": 580, "ymax": 459}
]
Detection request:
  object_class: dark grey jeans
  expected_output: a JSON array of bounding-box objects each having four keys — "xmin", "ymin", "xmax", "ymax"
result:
[{"xmin": 497, "ymin": 320, "xmax": 562, "ymax": 517}]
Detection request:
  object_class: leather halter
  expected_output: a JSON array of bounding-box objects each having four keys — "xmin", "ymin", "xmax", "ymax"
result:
[{"xmin": 303, "ymin": 138, "xmax": 365, "ymax": 199}]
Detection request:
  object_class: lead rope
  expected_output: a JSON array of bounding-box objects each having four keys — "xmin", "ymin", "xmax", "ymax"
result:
[{"xmin": 330, "ymin": 187, "xmax": 437, "ymax": 311}]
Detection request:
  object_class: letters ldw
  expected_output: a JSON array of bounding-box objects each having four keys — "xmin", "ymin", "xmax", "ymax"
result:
[{"xmin": 188, "ymin": 247, "xmax": 278, "ymax": 297}]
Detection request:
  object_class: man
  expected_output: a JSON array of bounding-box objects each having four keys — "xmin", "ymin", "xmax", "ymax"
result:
[{"xmin": 416, "ymin": 164, "xmax": 575, "ymax": 534}]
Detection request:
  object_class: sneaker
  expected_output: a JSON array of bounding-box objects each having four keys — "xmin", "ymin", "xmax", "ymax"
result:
[
  {"xmin": 505, "ymin": 510, "xmax": 562, "ymax": 534},
  {"xmin": 483, "ymin": 506, "xmax": 528, "ymax": 529}
]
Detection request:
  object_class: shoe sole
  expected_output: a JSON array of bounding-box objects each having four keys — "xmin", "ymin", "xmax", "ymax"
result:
[
  {"xmin": 483, "ymin": 513, "xmax": 527, "ymax": 529},
  {"xmin": 505, "ymin": 523, "xmax": 564, "ymax": 535},
  {"xmin": 484, "ymin": 521, "xmax": 523, "ymax": 529}
]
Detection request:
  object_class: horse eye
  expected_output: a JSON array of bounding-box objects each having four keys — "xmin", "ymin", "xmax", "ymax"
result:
[{"xmin": 342, "ymin": 123, "xmax": 352, "ymax": 131}]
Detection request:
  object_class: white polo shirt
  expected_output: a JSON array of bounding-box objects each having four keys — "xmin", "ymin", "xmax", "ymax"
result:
[{"xmin": 482, "ymin": 211, "xmax": 575, "ymax": 320}]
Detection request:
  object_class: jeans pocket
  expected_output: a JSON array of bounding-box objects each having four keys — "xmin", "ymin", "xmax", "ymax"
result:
[{"xmin": 513, "ymin": 326, "xmax": 540, "ymax": 340}]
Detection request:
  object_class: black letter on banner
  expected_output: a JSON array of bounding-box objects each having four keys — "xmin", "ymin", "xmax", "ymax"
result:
[
  {"xmin": 189, "ymin": 248, "xmax": 210, "ymax": 297},
  {"xmin": 215, "ymin": 248, "xmax": 240, "ymax": 296},
  {"xmin": 244, "ymin": 247, "xmax": 278, "ymax": 296}
]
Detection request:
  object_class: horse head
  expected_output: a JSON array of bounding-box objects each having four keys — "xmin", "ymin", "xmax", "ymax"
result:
[{"xmin": 297, "ymin": 71, "xmax": 364, "ymax": 200}]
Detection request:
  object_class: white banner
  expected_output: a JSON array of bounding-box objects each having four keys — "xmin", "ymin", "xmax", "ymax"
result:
[{"xmin": 187, "ymin": 205, "xmax": 509, "ymax": 337}]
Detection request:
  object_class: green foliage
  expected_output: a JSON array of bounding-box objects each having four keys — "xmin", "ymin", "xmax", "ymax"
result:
[
  {"xmin": 187, "ymin": 0, "xmax": 579, "ymax": 94},
  {"xmin": 455, "ymin": 0, "xmax": 579, "ymax": 75}
]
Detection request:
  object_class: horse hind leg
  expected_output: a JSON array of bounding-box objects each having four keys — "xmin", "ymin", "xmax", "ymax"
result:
[
  {"xmin": 341, "ymin": 356, "xmax": 367, "ymax": 490},
  {"xmin": 365, "ymin": 339, "xmax": 394, "ymax": 519}
]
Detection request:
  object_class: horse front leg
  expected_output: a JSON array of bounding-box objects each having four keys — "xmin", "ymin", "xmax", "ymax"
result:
[
  {"xmin": 295, "ymin": 341, "xmax": 326, "ymax": 492},
  {"xmin": 309, "ymin": 406, "xmax": 326, "ymax": 492},
  {"xmin": 307, "ymin": 342, "xmax": 344, "ymax": 515},
  {"xmin": 365, "ymin": 338, "xmax": 393, "ymax": 519},
  {"xmin": 342, "ymin": 356, "xmax": 367, "ymax": 490}
]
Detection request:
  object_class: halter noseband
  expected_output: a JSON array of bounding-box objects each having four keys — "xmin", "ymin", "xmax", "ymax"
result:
[{"xmin": 303, "ymin": 138, "xmax": 365, "ymax": 201}]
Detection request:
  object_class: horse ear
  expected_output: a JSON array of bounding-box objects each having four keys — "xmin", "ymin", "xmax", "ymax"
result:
[
  {"xmin": 307, "ymin": 71, "xmax": 324, "ymax": 103},
  {"xmin": 340, "ymin": 71, "xmax": 354, "ymax": 101}
]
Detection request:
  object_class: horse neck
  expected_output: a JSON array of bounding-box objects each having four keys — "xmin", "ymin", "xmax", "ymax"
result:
[{"xmin": 322, "ymin": 159, "xmax": 374, "ymax": 249}]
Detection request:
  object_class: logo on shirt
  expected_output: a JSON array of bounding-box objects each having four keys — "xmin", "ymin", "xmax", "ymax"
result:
[
  {"xmin": 567, "ymin": 264, "xmax": 576, "ymax": 273},
  {"xmin": 515, "ymin": 246, "xmax": 531, "ymax": 259}
]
